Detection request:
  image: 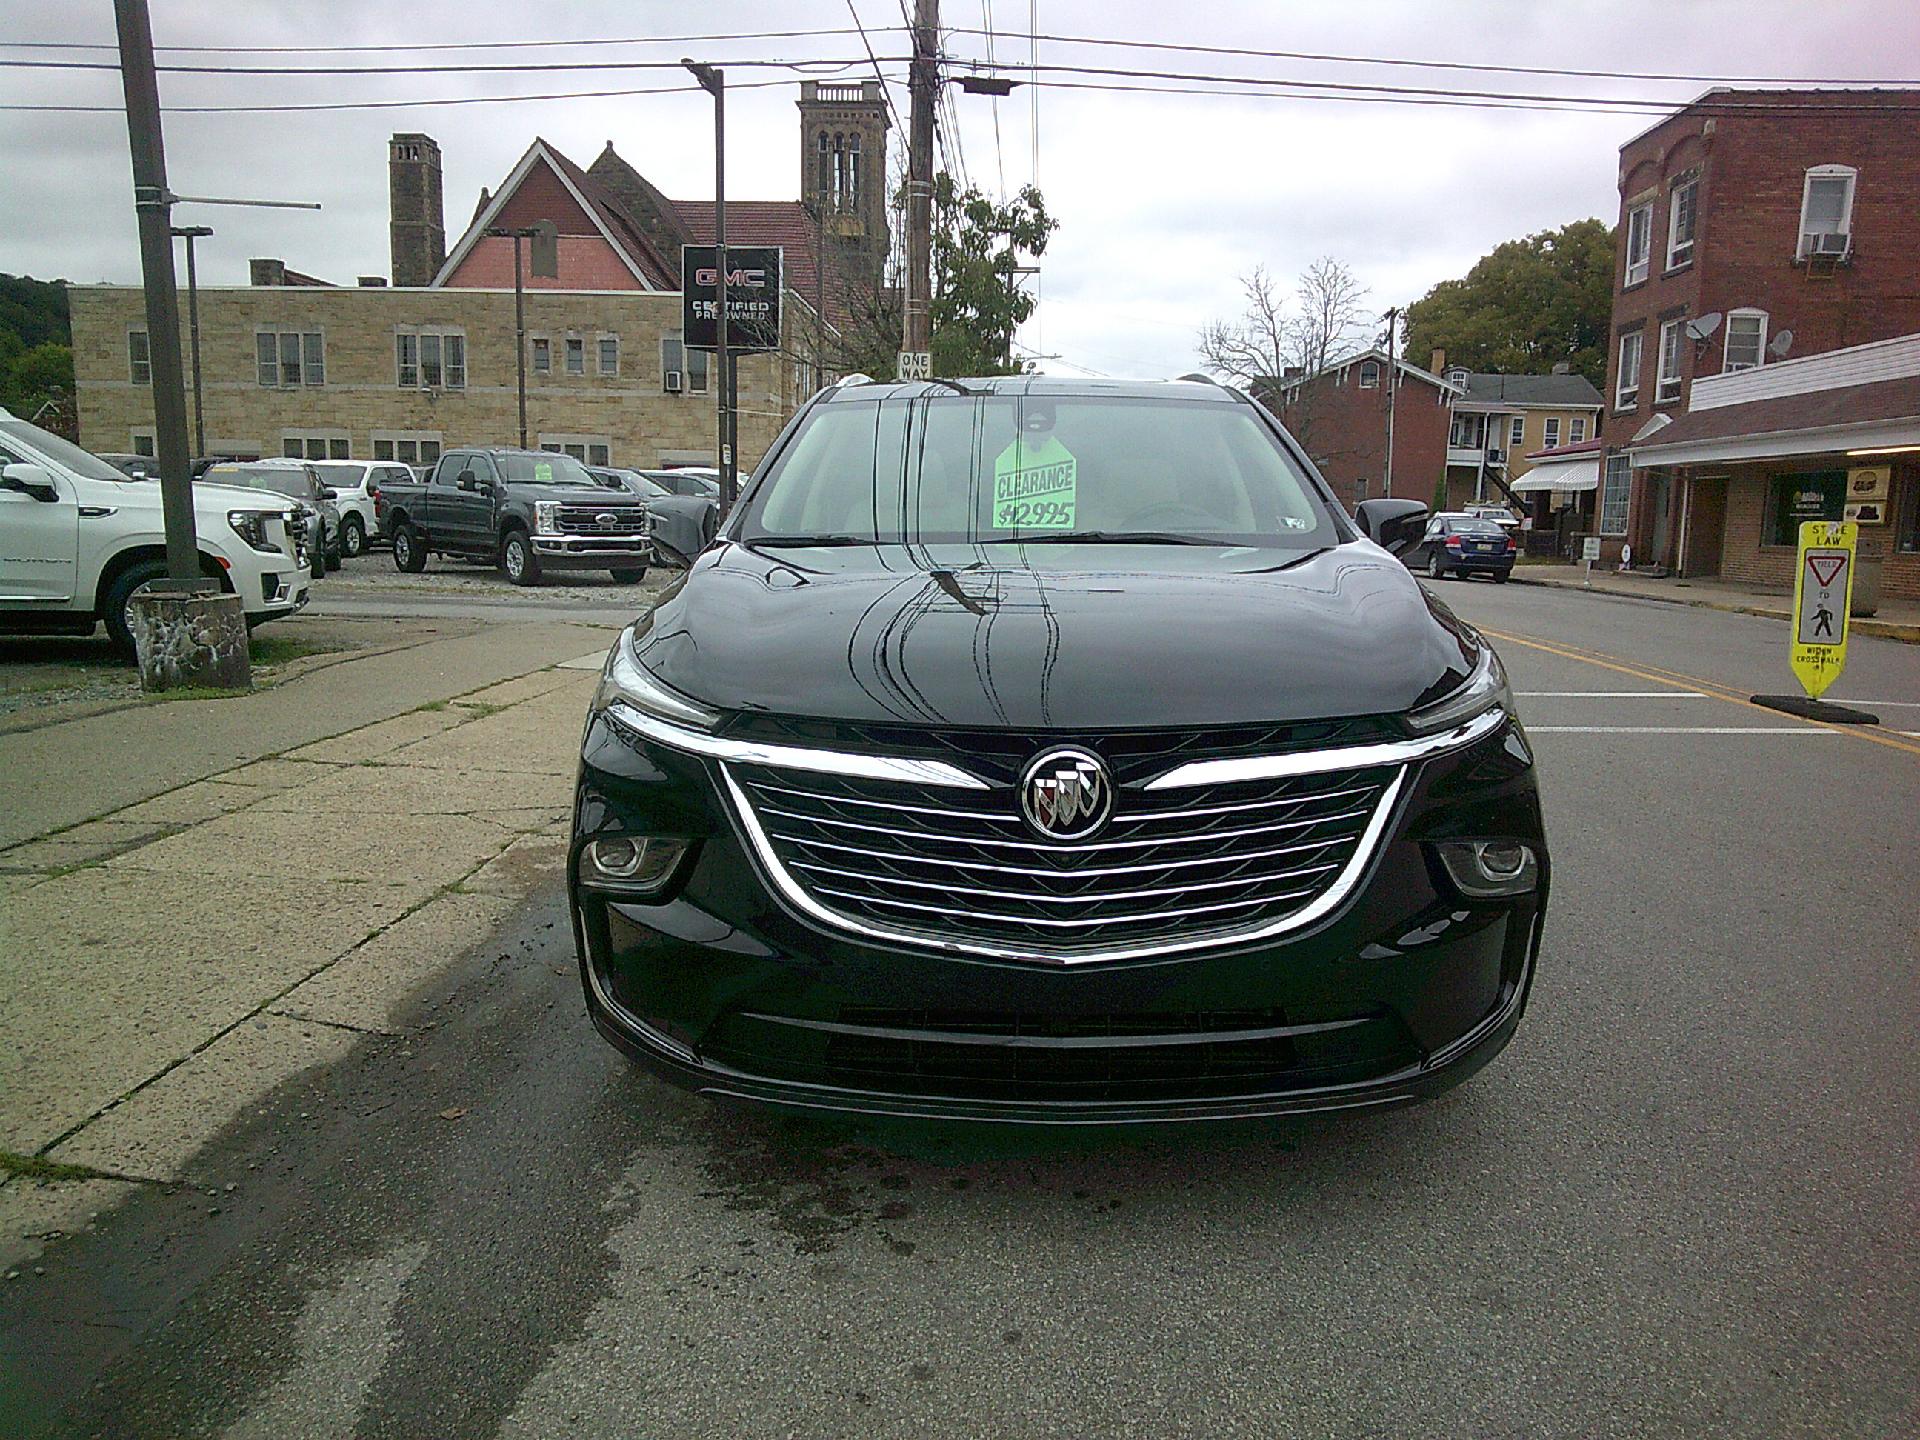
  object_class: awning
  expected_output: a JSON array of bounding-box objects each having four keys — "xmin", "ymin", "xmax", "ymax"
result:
[{"xmin": 1512, "ymin": 456, "xmax": 1599, "ymax": 493}]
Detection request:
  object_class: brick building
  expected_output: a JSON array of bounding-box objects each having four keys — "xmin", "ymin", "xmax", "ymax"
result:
[
  {"xmin": 1597, "ymin": 87, "xmax": 1920, "ymax": 597},
  {"xmin": 72, "ymin": 81, "xmax": 891, "ymax": 471},
  {"xmin": 1259, "ymin": 350, "xmax": 1462, "ymax": 511}
]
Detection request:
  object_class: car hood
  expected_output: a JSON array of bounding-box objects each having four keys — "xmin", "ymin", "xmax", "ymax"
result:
[
  {"xmin": 634, "ymin": 540, "xmax": 1479, "ymax": 730},
  {"xmin": 517, "ymin": 487, "xmax": 646, "ymax": 506}
]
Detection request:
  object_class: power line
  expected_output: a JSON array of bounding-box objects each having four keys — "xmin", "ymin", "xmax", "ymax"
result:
[
  {"xmin": 0, "ymin": 75, "xmax": 812, "ymax": 116},
  {"xmin": 844, "ymin": 0, "xmax": 908, "ymax": 132},
  {"xmin": 982, "ymin": 0, "xmax": 1006, "ymax": 196},
  {"xmin": 939, "ymin": 26, "xmax": 1919, "ymax": 90},
  {"xmin": 1, "ymin": 54, "xmax": 885, "ymax": 77},
  {"xmin": 0, "ymin": 25, "xmax": 903, "ymax": 55}
]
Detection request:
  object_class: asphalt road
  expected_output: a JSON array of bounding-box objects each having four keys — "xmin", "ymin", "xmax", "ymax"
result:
[{"xmin": 6, "ymin": 578, "xmax": 1918, "ymax": 1439}]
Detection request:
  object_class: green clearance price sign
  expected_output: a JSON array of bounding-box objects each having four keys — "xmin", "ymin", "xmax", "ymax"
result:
[
  {"xmin": 1790, "ymin": 519, "xmax": 1857, "ymax": 699},
  {"xmin": 991, "ymin": 436, "xmax": 1077, "ymax": 530}
]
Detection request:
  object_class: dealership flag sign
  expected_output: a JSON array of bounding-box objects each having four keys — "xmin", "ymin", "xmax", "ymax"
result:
[{"xmin": 1789, "ymin": 520, "xmax": 1857, "ymax": 699}]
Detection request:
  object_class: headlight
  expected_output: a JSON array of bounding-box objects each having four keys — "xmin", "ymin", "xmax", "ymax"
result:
[
  {"xmin": 593, "ymin": 626, "xmax": 721, "ymax": 733},
  {"xmin": 1406, "ymin": 644, "xmax": 1511, "ymax": 736},
  {"xmin": 534, "ymin": 499, "xmax": 562, "ymax": 532},
  {"xmin": 227, "ymin": 509, "xmax": 282, "ymax": 554}
]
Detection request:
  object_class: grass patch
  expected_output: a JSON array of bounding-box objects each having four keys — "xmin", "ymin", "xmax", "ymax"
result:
[
  {"xmin": 137, "ymin": 685, "xmax": 252, "ymax": 705},
  {"xmin": 0, "ymin": 676, "xmax": 90, "ymax": 698},
  {"xmin": 453, "ymin": 700, "xmax": 507, "ymax": 718},
  {"xmin": 248, "ymin": 635, "xmax": 341, "ymax": 667},
  {"xmin": 412, "ymin": 699, "xmax": 450, "ymax": 713},
  {"xmin": 0, "ymin": 1150, "xmax": 120, "ymax": 1184}
]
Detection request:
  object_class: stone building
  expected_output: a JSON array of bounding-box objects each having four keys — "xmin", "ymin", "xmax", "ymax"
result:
[{"xmin": 71, "ymin": 81, "xmax": 893, "ymax": 471}]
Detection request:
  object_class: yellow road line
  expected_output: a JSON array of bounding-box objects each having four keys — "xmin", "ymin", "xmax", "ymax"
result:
[{"xmin": 1481, "ymin": 626, "xmax": 1920, "ymax": 761}]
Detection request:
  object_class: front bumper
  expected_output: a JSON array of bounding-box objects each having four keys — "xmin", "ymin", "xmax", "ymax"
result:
[
  {"xmin": 532, "ymin": 531, "xmax": 654, "ymax": 567},
  {"xmin": 569, "ymin": 710, "xmax": 1547, "ymax": 1124}
]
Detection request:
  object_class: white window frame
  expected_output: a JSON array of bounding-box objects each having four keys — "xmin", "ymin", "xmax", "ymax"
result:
[
  {"xmin": 1358, "ymin": 360, "xmax": 1380, "ymax": 389},
  {"xmin": 1624, "ymin": 200, "xmax": 1653, "ymax": 286},
  {"xmin": 370, "ymin": 430, "xmax": 444, "ymax": 465},
  {"xmin": 1509, "ymin": 415, "xmax": 1525, "ymax": 449},
  {"xmin": 254, "ymin": 329, "xmax": 325, "ymax": 388},
  {"xmin": 1543, "ymin": 416, "xmax": 1562, "ymax": 449},
  {"xmin": 1657, "ymin": 318, "xmax": 1686, "ymax": 402},
  {"xmin": 564, "ymin": 335, "xmax": 585, "ymax": 376},
  {"xmin": 395, "ymin": 329, "xmax": 466, "ymax": 390},
  {"xmin": 537, "ymin": 434, "xmax": 613, "ymax": 467},
  {"xmin": 1570, "ymin": 416, "xmax": 1587, "ymax": 444},
  {"xmin": 281, "ymin": 430, "xmax": 351, "ymax": 461},
  {"xmin": 598, "ymin": 334, "xmax": 620, "ymax": 377},
  {"xmin": 1797, "ymin": 165, "xmax": 1857, "ymax": 259},
  {"xmin": 1666, "ymin": 177, "xmax": 1699, "ymax": 270},
  {"xmin": 1723, "ymin": 309, "xmax": 1768, "ymax": 373},
  {"xmin": 661, "ymin": 331, "xmax": 710, "ymax": 394},
  {"xmin": 531, "ymin": 336, "xmax": 551, "ymax": 375},
  {"xmin": 127, "ymin": 329, "xmax": 151, "ymax": 385},
  {"xmin": 1616, "ymin": 331, "xmax": 1644, "ymax": 410},
  {"xmin": 1600, "ymin": 454, "xmax": 1632, "ymax": 537}
]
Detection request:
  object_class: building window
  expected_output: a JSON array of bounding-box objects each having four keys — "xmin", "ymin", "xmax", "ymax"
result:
[
  {"xmin": 1897, "ymin": 474, "xmax": 1919, "ymax": 554},
  {"xmin": 1624, "ymin": 200, "xmax": 1653, "ymax": 286},
  {"xmin": 539, "ymin": 435, "xmax": 612, "ymax": 467},
  {"xmin": 131, "ymin": 430, "xmax": 155, "ymax": 456},
  {"xmin": 1358, "ymin": 360, "xmax": 1380, "ymax": 389},
  {"xmin": 1354, "ymin": 477, "xmax": 1369, "ymax": 502},
  {"xmin": 1724, "ymin": 310, "xmax": 1768, "ymax": 373},
  {"xmin": 1509, "ymin": 415, "xmax": 1525, "ymax": 449},
  {"xmin": 661, "ymin": 331, "xmax": 709, "ymax": 393},
  {"xmin": 1543, "ymin": 417, "xmax": 1561, "ymax": 448},
  {"xmin": 1666, "ymin": 177, "xmax": 1699, "ymax": 269},
  {"xmin": 1657, "ymin": 318, "xmax": 1685, "ymax": 402},
  {"xmin": 1600, "ymin": 454, "xmax": 1631, "ymax": 536},
  {"xmin": 127, "ymin": 330, "xmax": 151, "ymax": 385},
  {"xmin": 282, "ymin": 431, "xmax": 350, "ymax": 460},
  {"xmin": 1616, "ymin": 331, "xmax": 1644, "ymax": 409},
  {"xmin": 565, "ymin": 336, "xmax": 585, "ymax": 375},
  {"xmin": 531, "ymin": 337, "xmax": 551, "ymax": 375},
  {"xmin": 598, "ymin": 336, "xmax": 619, "ymax": 376},
  {"xmin": 1798, "ymin": 165, "xmax": 1857, "ymax": 259},
  {"xmin": 1766, "ymin": 471, "xmax": 1847, "ymax": 546},
  {"xmin": 1570, "ymin": 416, "xmax": 1587, "ymax": 443},
  {"xmin": 255, "ymin": 330, "xmax": 324, "ymax": 388},
  {"xmin": 371, "ymin": 431, "xmax": 443, "ymax": 465},
  {"xmin": 397, "ymin": 331, "xmax": 465, "ymax": 390}
]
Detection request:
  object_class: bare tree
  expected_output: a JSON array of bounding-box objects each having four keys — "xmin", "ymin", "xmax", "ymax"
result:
[
  {"xmin": 1198, "ymin": 257, "xmax": 1372, "ymax": 387},
  {"xmin": 1196, "ymin": 265, "xmax": 1290, "ymax": 386}
]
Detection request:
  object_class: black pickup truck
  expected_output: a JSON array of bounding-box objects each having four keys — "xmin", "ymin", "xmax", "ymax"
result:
[{"xmin": 375, "ymin": 446, "xmax": 652, "ymax": 585}]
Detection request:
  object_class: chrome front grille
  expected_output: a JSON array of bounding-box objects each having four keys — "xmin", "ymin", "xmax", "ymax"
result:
[
  {"xmin": 554, "ymin": 505, "xmax": 648, "ymax": 534},
  {"xmin": 724, "ymin": 755, "xmax": 1404, "ymax": 961}
]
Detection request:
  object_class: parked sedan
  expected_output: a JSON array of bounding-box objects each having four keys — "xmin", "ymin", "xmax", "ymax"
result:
[
  {"xmin": 589, "ymin": 467, "xmax": 721, "ymax": 567},
  {"xmin": 1404, "ymin": 513, "xmax": 1518, "ymax": 583}
]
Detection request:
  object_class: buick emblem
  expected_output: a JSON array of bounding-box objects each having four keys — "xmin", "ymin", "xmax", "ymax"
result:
[
  {"xmin": 596, "ymin": 512, "xmax": 618, "ymax": 528},
  {"xmin": 1019, "ymin": 747, "xmax": 1113, "ymax": 841}
]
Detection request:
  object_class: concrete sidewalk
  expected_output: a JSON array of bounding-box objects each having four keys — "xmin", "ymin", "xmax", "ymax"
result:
[
  {"xmin": 0, "ymin": 621, "xmax": 618, "ymax": 1266},
  {"xmin": 1509, "ymin": 563, "xmax": 1920, "ymax": 642}
]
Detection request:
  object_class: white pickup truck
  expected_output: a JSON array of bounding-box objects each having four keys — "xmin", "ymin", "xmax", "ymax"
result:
[{"xmin": 0, "ymin": 408, "xmax": 311, "ymax": 655}]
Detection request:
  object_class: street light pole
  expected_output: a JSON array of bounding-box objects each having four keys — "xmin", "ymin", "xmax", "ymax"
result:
[
  {"xmin": 171, "ymin": 225, "xmax": 211, "ymax": 459},
  {"xmin": 904, "ymin": 0, "xmax": 939, "ymax": 357},
  {"xmin": 684, "ymin": 61, "xmax": 734, "ymax": 510}
]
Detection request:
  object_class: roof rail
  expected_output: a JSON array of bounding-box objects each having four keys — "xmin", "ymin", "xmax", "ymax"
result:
[
  {"xmin": 1174, "ymin": 372, "xmax": 1223, "ymax": 386},
  {"xmin": 833, "ymin": 372, "xmax": 875, "ymax": 387}
]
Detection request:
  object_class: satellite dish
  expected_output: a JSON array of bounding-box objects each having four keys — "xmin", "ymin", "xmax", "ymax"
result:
[
  {"xmin": 1769, "ymin": 329, "xmax": 1795, "ymax": 357},
  {"xmin": 1684, "ymin": 312, "xmax": 1722, "ymax": 341}
]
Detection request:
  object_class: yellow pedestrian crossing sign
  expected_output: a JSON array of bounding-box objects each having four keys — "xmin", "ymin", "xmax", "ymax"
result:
[{"xmin": 1790, "ymin": 520, "xmax": 1856, "ymax": 699}]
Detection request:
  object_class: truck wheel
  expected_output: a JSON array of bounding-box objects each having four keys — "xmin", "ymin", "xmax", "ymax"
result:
[
  {"xmin": 341, "ymin": 514, "xmax": 367, "ymax": 559},
  {"xmin": 610, "ymin": 567, "xmax": 648, "ymax": 584},
  {"xmin": 103, "ymin": 558, "xmax": 168, "ymax": 660},
  {"xmin": 391, "ymin": 523, "xmax": 429, "ymax": 573},
  {"xmin": 502, "ymin": 529, "xmax": 542, "ymax": 586}
]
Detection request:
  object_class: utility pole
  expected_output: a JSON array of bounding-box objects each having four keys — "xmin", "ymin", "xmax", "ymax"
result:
[
  {"xmin": 685, "ymin": 61, "xmax": 735, "ymax": 509},
  {"xmin": 115, "ymin": 0, "xmax": 198, "ymax": 587},
  {"xmin": 903, "ymin": 0, "xmax": 938, "ymax": 359},
  {"xmin": 1382, "ymin": 305, "xmax": 1399, "ymax": 499},
  {"xmin": 487, "ymin": 227, "xmax": 533, "ymax": 447},
  {"xmin": 171, "ymin": 224, "xmax": 212, "ymax": 458}
]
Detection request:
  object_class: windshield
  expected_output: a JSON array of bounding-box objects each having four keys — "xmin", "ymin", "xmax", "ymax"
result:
[
  {"xmin": 1446, "ymin": 518, "xmax": 1508, "ymax": 536},
  {"xmin": 0, "ymin": 419, "xmax": 133, "ymax": 482},
  {"xmin": 660, "ymin": 471, "xmax": 720, "ymax": 497},
  {"xmin": 312, "ymin": 462, "xmax": 369, "ymax": 485},
  {"xmin": 501, "ymin": 452, "xmax": 595, "ymax": 486},
  {"xmin": 741, "ymin": 393, "xmax": 1336, "ymax": 549},
  {"xmin": 204, "ymin": 465, "xmax": 316, "ymax": 500}
]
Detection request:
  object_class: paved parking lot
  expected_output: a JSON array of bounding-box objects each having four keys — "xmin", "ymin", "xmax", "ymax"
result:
[{"xmin": 3, "ymin": 580, "xmax": 1916, "ymax": 1439}]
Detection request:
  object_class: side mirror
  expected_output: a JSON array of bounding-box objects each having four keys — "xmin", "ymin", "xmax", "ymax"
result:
[
  {"xmin": 456, "ymin": 471, "xmax": 478, "ymax": 492},
  {"xmin": 0, "ymin": 463, "xmax": 60, "ymax": 503},
  {"xmin": 320, "ymin": 485, "xmax": 339, "ymax": 500},
  {"xmin": 1355, "ymin": 497, "xmax": 1431, "ymax": 555}
]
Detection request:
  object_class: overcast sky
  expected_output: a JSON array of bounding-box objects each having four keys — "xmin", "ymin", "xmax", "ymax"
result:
[{"xmin": 3, "ymin": 0, "xmax": 1916, "ymax": 377}]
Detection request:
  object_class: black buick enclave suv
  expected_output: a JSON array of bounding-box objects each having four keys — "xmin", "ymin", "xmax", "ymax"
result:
[{"xmin": 569, "ymin": 376, "xmax": 1547, "ymax": 1123}]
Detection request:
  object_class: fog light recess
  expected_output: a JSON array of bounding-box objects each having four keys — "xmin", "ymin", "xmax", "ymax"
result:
[
  {"xmin": 1435, "ymin": 840, "xmax": 1538, "ymax": 898},
  {"xmin": 577, "ymin": 835, "xmax": 690, "ymax": 897}
]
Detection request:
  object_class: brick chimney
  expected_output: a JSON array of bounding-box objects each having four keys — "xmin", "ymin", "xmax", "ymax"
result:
[
  {"xmin": 389, "ymin": 133, "xmax": 446, "ymax": 287},
  {"xmin": 249, "ymin": 258, "xmax": 286, "ymax": 286},
  {"xmin": 1429, "ymin": 348, "xmax": 1446, "ymax": 374}
]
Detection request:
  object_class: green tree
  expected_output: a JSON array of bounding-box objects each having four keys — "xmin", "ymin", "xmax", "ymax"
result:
[
  {"xmin": 1403, "ymin": 219, "xmax": 1614, "ymax": 388},
  {"xmin": 2, "ymin": 342, "xmax": 75, "ymax": 416},
  {"xmin": 929, "ymin": 174, "xmax": 1056, "ymax": 377}
]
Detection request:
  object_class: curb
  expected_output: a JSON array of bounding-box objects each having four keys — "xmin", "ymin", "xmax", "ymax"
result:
[{"xmin": 1506, "ymin": 572, "xmax": 1920, "ymax": 645}]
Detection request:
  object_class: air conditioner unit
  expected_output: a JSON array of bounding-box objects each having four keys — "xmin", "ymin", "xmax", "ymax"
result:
[
  {"xmin": 1806, "ymin": 232, "xmax": 1852, "ymax": 259},
  {"xmin": 664, "ymin": 370, "xmax": 684, "ymax": 393}
]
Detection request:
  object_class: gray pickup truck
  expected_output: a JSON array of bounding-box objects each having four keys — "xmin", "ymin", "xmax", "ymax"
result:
[{"xmin": 375, "ymin": 446, "xmax": 651, "ymax": 586}]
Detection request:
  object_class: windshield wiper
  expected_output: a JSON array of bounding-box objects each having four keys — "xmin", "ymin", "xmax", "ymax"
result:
[
  {"xmin": 1007, "ymin": 530, "xmax": 1224, "ymax": 546},
  {"xmin": 746, "ymin": 534, "xmax": 876, "ymax": 548}
]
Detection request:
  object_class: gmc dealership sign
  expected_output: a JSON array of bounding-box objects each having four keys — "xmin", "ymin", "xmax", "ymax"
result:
[{"xmin": 681, "ymin": 245, "xmax": 782, "ymax": 353}]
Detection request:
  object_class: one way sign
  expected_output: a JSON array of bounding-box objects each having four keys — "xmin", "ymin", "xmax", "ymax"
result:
[{"xmin": 1790, "ymin": 520, "xmax": 1857, "ymax": 698}]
